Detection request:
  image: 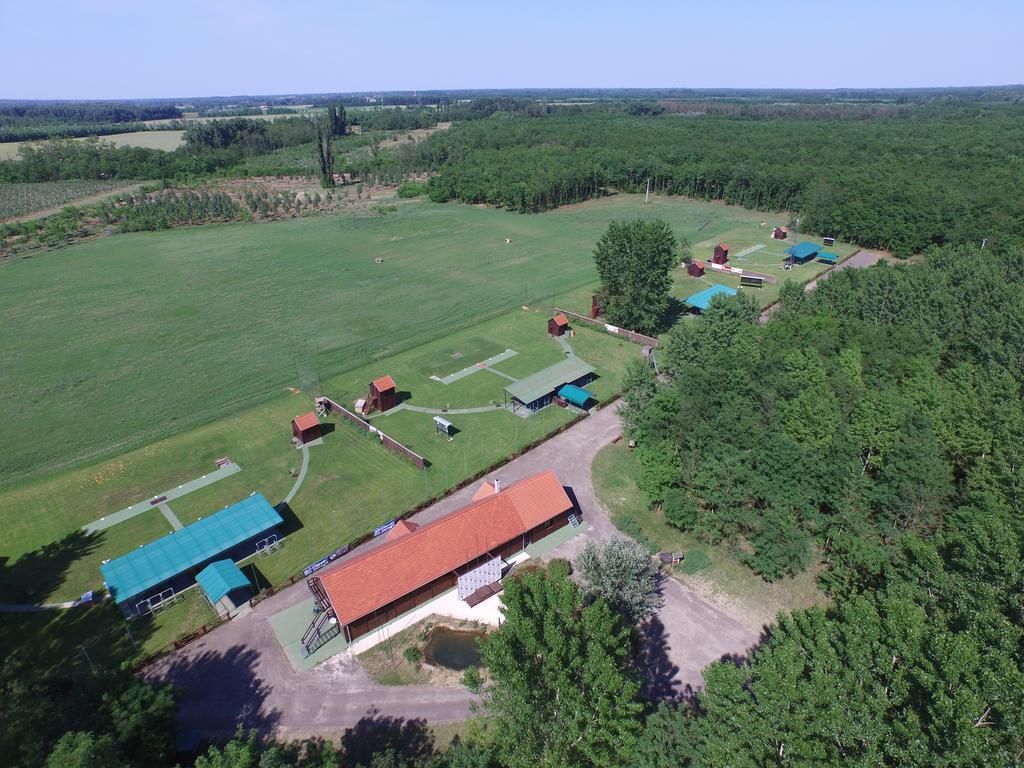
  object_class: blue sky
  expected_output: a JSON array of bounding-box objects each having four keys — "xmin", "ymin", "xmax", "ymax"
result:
[{"xmin": 1, "ymin": 0, "xmax": 1020, "ymax": 99}]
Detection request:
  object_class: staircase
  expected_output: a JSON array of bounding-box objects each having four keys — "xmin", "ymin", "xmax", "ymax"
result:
[{"xmin": 568, "ymin": 512, "xmax": 581, "ymax": 527}]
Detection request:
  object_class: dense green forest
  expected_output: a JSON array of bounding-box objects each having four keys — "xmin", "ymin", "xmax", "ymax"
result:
[
  {"xmin": 0, "ymin": 102, "xmax": 182, "ymax": 141},
  {"xmin": 356, "ymin": 107, "xmax": 1024, "ymax": 255}
]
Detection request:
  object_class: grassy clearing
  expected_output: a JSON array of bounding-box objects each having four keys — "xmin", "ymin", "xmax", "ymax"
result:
[{"xmin": 592, "ymin": 442, "xmax": 825, "ymax": 630}]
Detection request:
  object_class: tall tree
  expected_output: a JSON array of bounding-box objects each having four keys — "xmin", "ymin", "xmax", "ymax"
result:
[
  {"xmin": 327, "ymin": 104, "xmax": 347, "ymax": 137},
  {"xmin": 479, "ymin": 568, "xmax": 643, "ymax": 768},
  {"xmin": 314, "ymin": 115, "xmax": 335, "ymax": 188},
  {"xmin": 575, "ymin": 537, "xmax": 662, "ymax": 626},
  {"xmin": 593, "ymin": 219, "xmax": 678, "ymax": 335}
]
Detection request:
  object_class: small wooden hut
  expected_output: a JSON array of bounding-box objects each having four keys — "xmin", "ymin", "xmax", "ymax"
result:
[
  {"xmin": 292, "ymin": 412, "xmax": 321, "ymax": 444},
  {"xmin": 712, "ymin": 244, "xmax": 729, "ymax": 264},
  {"xmin": 772, "ymin": 226, "xmax": 788, "ymax": 240},
  {"xmin": 590, "ymin": 295, "xmax": 603, "ymax": 319},
  {"xmin": 687, "ymin": 260, "xmax": 706, "ymax": 278},
  {"xmin": 548, "ymin": 313, "xmax": 570, "ymax": 337},
  {"xmin": 368, "ymin": 375, "xmax": 397, "ymax": 413}
]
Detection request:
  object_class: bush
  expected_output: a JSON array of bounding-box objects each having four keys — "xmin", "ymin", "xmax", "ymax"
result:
[
  {"xmin": 396, "ymin": 180, "xmax": 428, "ymax": 198},
  {"xmin": 547, "ymin": 558, "xmax": 573, "ymax": 578},
  {"xmin": 678, "ymin": 549, "xmax": 712, "ymax": 575},
  {"xmin": 611, "ymin": 513, "xmax": 658, "ymax": 554},
  {"xmin": 461, "ymin": 665, "xmax": 482, "ymax": 693},
  {"xmin": 403, "ymin": 645, "xmax": 423, "ymax": 664}
]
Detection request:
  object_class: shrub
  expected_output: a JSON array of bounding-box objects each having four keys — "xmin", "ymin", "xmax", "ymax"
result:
[
  {"xmin": 396, "ymin": 180, "xmax": 428, "ymax": 198},
  {"xmin": 403, "ymin": 645, "xmax": 423, "ymax": 664},
  {"xmin": 547, "ymin": 558, "xmax": 572, "ymax": 578},
  {"xmin": 678, "ymin": 549, "xmax": 712, "ymax": 575},
  {"xmin": 461, "ymin": 665, "xmax": 482, "ymax": 693}
]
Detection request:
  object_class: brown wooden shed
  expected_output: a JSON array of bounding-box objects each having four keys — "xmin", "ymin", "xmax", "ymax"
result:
[
  {"xmin": 687, "ymin": 260, "xmax": 706, "ymax": 278},
  {"xmin": 369, "ymin": 375, "xmax": 397, "ymax": 413},
  {"xmin": 590, "ymin": 294, "xmax": 603, "ymax": 319},
  {"xmin": 712, "ymin": 243, "xmax": 729, "ymax": 264},
  {"xmin": 292, "ymin": 412, "xmax": 322, "ymax": 444},
  {"xmin": 772, "ymin": 226, "xmax": 788, "ymax": 240},
  {"xmin": 548, "ymin": 313, "xmax": 570, "ymax": 337}
]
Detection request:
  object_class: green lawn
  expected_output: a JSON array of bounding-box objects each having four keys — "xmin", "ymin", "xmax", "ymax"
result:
[
  {"xmin": 0, "ymin": 193, "xmax": 842, "ymax": 661},
  {"xmin": 591, "ymin": 442, "xmax": 825, "ymax": 629}
]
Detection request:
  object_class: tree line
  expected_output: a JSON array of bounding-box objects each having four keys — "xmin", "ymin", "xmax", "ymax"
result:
[
  {"xmin": 0, "ymin": 102, "xmax": 182, "ymax": 141},
  {"xmin": 356, "ymin": 107, "xmax": 1024, "ymax": 255}
]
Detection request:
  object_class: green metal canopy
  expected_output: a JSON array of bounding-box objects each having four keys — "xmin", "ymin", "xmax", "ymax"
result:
[
  {"xmin": 196, "ymin": 560, "xmax": 251, "ymax": 604},
  {"xmin": 683, "ymin": 284, "xmax": 738, "ymax": 311},
  {"xmin": 784, "ymin": 241, "xmax": 821, "ymax": 261},
  {"xmin": 504, "ymin": 357, "xmax": 596, "ymax": 405},
  {"xmin": 100, "ymin": 493, "xmax": 282, "ymax": 603},
  {"xmin": 557, "ymin": 384, "xmax": 594, "ymax": 408},
  {"xmin": 817, "ymin": 251, "xmax": 839, "ymax": 264}
]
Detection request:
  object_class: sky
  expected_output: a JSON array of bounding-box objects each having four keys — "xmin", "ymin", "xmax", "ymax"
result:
[{"xmin": 1, "ymin": 0, "xmax": 1021, "ymax": 99}]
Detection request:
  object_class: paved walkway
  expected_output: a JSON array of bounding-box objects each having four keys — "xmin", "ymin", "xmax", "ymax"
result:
[
  {"xmin": 83, "ymin": 462, "xmax": 241, "ymax": 533},
  {"xmin": 145, "ymin": 403, "xmax": 760, "ymax": 735},
  {"xmin": 438, "ymin": 349, "xmax": 519, "ymax": 385},
  {"xmin": 283, "ymin": 445, "xmax": 311, "ymax": 505},
  {"xmin": 157, "ymin": 503, "xmax": 183, "ymax": 531}
]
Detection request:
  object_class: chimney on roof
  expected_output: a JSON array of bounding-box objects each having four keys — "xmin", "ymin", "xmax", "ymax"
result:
[{"xmin": 494, "ymin": 479, "xmax": 502, "ymax": 494}]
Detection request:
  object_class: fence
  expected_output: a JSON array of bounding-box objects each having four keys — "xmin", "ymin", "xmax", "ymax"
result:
[
  {"xmin": 317, "ymin": 396, "xmax": 427, "ymax": 469},
  {"xmin": 553, "ymin": 307, "xmax": 660, "ymax": 347}
]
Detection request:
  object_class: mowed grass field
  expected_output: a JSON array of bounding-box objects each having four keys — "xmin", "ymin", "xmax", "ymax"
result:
[
  {"xmin": 0, "ymin": 193, "xmax": 812, "ymax": 485},
  {"xmin": 0, "ymin": 130, "xmax": 185, "ymax": 159}
]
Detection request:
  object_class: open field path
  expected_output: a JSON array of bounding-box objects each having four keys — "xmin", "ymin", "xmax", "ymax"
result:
[{"xmin": 145, "ymin": 403, "xmax": 758, "ymax": 736}]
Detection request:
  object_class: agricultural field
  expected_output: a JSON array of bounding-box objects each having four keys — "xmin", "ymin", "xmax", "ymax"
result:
[
  {"xmin": 0, "ymin": 129, "xmax": 185, "ymax": 159},
  {"xmin": 0, "ymin": 179, "xmax": 143, "ymax": 220}
]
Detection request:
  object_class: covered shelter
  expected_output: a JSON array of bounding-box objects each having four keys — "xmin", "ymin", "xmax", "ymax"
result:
[
  {"xmin": 433, "ymin": 415, "xmax": 455, "ymax": 436},
  {"xmin": 816, "ymin": 251, "xmax": 839, "ymax": 265},
  {"xmin": 307, "ymin": 470, "xmax": 575, "ymax": 644},
  {"xmin": 557, "ymin": 383, "xmax": 595, "ymax": 409},
  {"xmin": 712, "ymin": 243, "xmax": 729, "ymax": 264},
  {"xmin": 292, "ymin": 412, "xmax": 321, "ymax": 444},
  {"xmin": 368, "ymin": 375, "xmax": 397, "ymax": 413},
  {"xmin": 772, "ymin": 226, "xmax": 789, "ymax": 240},
  {"xmin": 503, "ymin": 357, "xmax": 596, "ymax": 412},
  {"xmin": 784, "ymin": 241, "xmax": 821, "ymax": 264},
  {"xmin": 687, "ymin": 260, "xmax": 706, "ymax": 278},
  {"xmin": 683, "ymin": 284, "xmax": 738, "ymax": 312},
  {"xmin": 548, "ymin": 313, "xmax": 570, "ymax": 337},
  {"xmin": 196, "ymin": 559, "xmax": 252, "ymax": 615},
  {"xmin": 100, "ymin": 493, "xmax": 283, "ymax": 616}
]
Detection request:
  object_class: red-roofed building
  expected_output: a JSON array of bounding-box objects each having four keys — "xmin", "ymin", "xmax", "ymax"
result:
[
  {"xmin": 687, "ymin": 260, "xmax": 706, "ymax": 278},
  {"xmin": 386, "ymin": 519, "xmax": 419, "ymax": 541},
  {"xmin": 308, "ymin": 470, "xmax": 574, "ymax": 643},
  {"xmin": 548, "ymin": 313, "xmax": 570, "ymax": 337},
  {"xmin": 368, "ymin": 375, "xmax": 397, "ymax": 413},
  {"xmin": 772, "ymin": 226, "xmax": 788, "ymax": 240},
  {"xmin": 292, "ymin": 412, "xmax": 321, "ymax": 444},
  {"xmin": 712, "ymin": 243, "xmax": 729, "ymax": 264}
]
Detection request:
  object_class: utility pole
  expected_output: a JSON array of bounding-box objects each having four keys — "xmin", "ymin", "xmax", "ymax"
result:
[
  {"xmin": 645, "ymin": 177, "xmax": 651, "ymax": 203},
  {"xmin": 79, "ymin": 644, "xmax": 97, "ymax": 674}
]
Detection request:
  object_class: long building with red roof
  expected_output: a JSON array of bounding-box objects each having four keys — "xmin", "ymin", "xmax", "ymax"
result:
[{"xmin": 305, "ymin": 470, "xmax": 574, "ymax": 644}]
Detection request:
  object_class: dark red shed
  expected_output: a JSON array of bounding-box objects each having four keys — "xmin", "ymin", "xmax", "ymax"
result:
[
  {"xmin": 772, "ymin": 226, "xmax": 788, "ymax": 240},
  {"xmin": 687, "ymin": 260, "xmax": 706, "ymax": 278},
  {"xmin": 292, "ymin": 412, "xmax": 322, "ymax": 444},
  {"xmin": 548, "ymin": 313, "xmax": 570, "ymax": 337},
  {"xmin": 712, "ymin": 244, "xmax": 729, "ymax": 264},
  {"xmin": 369, "ymin": 375, "xmax": 397, "ymax": 413}
]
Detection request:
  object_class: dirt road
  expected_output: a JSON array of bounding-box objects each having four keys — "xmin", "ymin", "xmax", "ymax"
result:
[{"xmin": 147, "ymin": 403, "xmax": 758, "ymax": 736}]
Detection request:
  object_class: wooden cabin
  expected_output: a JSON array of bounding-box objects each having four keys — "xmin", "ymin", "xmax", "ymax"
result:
[
  {"xmin": 687, "ymin": 260, "xmax": 706, "ymax": 278},
  {"xmin": 772, "ymin": 226, "xmax": 788, "ymax": 240},
  {"xmin": 548, "ymin": 313, "xmax": 570, "ymax": 337},
  {"xmin": 292, "ymin": 412, "xmax": 322, "ymax": 444},
  {"xmin": 712, "ymin": 243, "xmax": 729, "ymax": 264},
  {"xmin": 368, "ymin": 375, "xmax": 397, "ymax": 413}
]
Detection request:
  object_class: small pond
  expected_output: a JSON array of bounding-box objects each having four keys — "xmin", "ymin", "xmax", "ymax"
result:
[{"xmin": 423, "ymin": 627, "xmax": 484, "ymax": 670}]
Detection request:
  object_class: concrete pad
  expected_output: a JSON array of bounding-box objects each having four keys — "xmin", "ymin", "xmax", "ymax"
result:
[{"xmin": 268, "ymin": 597, "xmax": 348, "ymax": 672}]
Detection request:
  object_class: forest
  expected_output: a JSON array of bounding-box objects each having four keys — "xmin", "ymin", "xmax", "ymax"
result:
[
  {"xmin": 356, "ymin": 106, "xmax": 1024, "ymax": 255},
  {"xmin": 0, "ymin": 102, "xmax": 181, "ymax": 141}
]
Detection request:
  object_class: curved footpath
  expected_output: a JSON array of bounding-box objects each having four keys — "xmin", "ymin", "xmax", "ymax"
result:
[{"xmin": 146, "ymin": 403, "xmax": 758, "ymax": 738}]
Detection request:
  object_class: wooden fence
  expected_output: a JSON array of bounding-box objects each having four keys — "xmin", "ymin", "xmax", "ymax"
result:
[
  {"xmin": 317, "ymin": 396, "xmax": 427, "ymax": 469},
  {"xmin": 553, "ymin": 308, "xmax": 660, "ymax": 347}
]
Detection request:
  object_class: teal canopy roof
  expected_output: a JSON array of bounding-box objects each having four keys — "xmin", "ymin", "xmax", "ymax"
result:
[
  {"xmin": 504, "ymin": 357, "xmax": 595, "ymax": 405},
  {"xmin": 817, "ymin": 251, "xmax": 839, "ymax": 263},
  {"xmin": 784, "ymin": 241, "xmax": 820, "ymax": 260},
  {"xmin": 558, "ymin": 384, "xmax": 595, "ymax": 407},
  {"xmin": 683, "ymin": 284, "xmax": 738, "ymax": 311},
  {"xmin": 196, "ymin": 559, "xmax": 251, "ymax": 604},
  {"xmin": 100, "ymin": 493, "xmax": 282, "ymax": 603}
]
